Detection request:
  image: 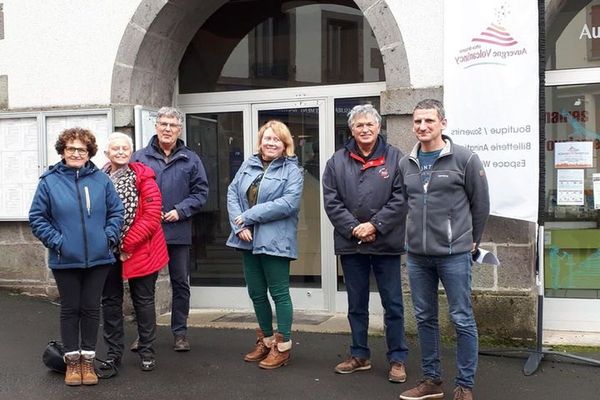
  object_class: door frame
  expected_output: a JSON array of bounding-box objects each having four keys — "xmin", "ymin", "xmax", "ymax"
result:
[
  {"xmin": 543, "ymin": 68, "xmax": 600, "ymax": 331},
  {"xmin": 177, "ymin": 82, "xmax": 386, "ymax": 313}
]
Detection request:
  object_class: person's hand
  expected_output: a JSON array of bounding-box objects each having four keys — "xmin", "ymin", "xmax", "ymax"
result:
[
  {"xmin": 234, "ymin": 215, "xmax": 244, "ymax": 227},
  {"xmin": 120, "ymin": 252, "xmax": 131, "ymax": 262},
  {"xmin": 237, "ymin": 228, "xmax": 252, "ymax": 242},
  {"xmin": 163, "ymin": 210, "xmax": 180, "ymax": 222},
  {"xmin": 471, "ymin": 242, "xmax": 477, "ymax": 253},
  {"xmin": 352, "ymin": 222, "xmax": 376, "ymax": 240},
  {"xmin": 359, "ymin": 233, "xmax": 376, "ymax": 243}
]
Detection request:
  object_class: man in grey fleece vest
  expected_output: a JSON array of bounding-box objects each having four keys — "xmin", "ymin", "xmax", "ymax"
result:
[{"xmin": 399, "ymin": 99, "xmax": 490, "ymax": 400}]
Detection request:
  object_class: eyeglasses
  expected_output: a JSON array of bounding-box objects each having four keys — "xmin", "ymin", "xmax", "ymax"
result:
[
  {"xmin": 65, "ymin": 146, "xmax": 89, "ymax": 155},
  {"xmin": 157, "ymin": 121, "xmax": 182, "ymax": 130}
]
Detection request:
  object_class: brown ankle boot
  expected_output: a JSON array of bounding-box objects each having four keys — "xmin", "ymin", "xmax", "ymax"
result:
[
  {"xmin": 244, "ymin": 329, "xmax": 272, "ymax": 362},
  {"xmin": 63, "ymin": 352, "xmax": 82, "ymax": 386},
  {"xmin": 259, "ymin": 333, "xmax": 291, "ymax": 369},
  {"xmin": 81, "ymin": 352, "xmax": 98, "ymax": 385}
]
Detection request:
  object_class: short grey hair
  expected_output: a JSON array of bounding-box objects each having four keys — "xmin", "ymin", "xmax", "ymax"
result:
[
  {"xmin": 156, "ymin": 106, "xmax": 183, "ymax": 124},
  {"xmin": 106, "ymin": 132, "xmax": 134, "ymax": 151},
  {"xmin": 413, "ymin": 99, "xmax": 445, "ymax": 120},
  {"xmin": 347, "ymin": 104, "xmax": 381, "ymax": 128}
]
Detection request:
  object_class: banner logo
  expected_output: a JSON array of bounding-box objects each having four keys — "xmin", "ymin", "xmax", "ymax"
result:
[{"xmin": 454, "ymin": 3, "xmax": 528, "ymax": 68}]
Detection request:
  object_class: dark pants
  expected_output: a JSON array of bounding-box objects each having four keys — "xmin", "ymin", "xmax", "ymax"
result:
[
  {"xmin": 340, "ymin": 254, "xmax": 409, "ymax": 363},
  {"xmin": 102, "ymin": 259, "xmax": 158, "ymax": 359},
  {"xmin": 167, "ymin": 245, "xmax": 191, "ymax": 336},
  {"xmin": 52, "ymin": 264, "xmax": 111, "ymax": 353}
]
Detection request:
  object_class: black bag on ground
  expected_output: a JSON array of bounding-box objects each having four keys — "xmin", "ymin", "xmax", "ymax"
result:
[{"xmin": 42, "ymin": 340, "xmax": 118, "ymax": 378}]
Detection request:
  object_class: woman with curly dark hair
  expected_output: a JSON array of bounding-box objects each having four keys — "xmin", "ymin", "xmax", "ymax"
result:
[{"xmin": 29, "ymin": 127, "xmax": 124, "ymax": 386}]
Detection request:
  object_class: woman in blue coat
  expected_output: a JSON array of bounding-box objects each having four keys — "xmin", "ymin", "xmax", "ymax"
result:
[
  {"xmin": 29, "ymin": 127, "xmax": 123, "ymax": 386},
  {"xmin": 226, "ymin": 120, "xmax": 304, "ymax": 369}
]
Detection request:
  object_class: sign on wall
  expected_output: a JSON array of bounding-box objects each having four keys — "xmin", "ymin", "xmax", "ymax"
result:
[
  {"xmin": 444, "ymin": 1, "xmax": 539, "ymax": 222},
  {"xmin": 0, "ymin": 110, "xmax": 112, "ymax": 220}
]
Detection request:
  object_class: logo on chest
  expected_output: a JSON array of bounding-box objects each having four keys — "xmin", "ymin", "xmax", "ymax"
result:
[{"xmin": 378, "ymin": 167, "xmax": 390, "ymax": 179}]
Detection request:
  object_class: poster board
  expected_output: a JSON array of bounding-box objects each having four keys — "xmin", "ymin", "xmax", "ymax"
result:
[
  {"xmin": 0, "ymin": 116, "xmax": 40, "ymax": 220},
  {"xmin": 134, "ymin": 105, "xmax": 158, "ymax": 150},
  {"xmin": 0, "ymin": 109, "xmax": 112, "ymax": 220}
]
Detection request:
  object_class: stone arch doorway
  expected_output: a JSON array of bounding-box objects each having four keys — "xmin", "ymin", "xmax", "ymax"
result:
[{"xmin": 110, "ymin": 0, "xmax": 410, "ymax": 109}]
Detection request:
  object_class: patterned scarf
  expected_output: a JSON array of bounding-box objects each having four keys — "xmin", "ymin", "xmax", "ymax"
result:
[{"xmin": 105, "ymin": 165, "xmax": 139, "ymax": 247}]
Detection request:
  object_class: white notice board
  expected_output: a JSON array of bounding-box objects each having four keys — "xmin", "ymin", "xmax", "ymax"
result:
[
  {"xmin": 134, "ymin": 105, "xmax": 158, "ymax": 150},
  {"xmin": 0, "ymin": 116, "xmax": 40, "ymax": 220},
  {"xmin": 0, "ymin": 109, "xmax": 112, "ymax": 220}
]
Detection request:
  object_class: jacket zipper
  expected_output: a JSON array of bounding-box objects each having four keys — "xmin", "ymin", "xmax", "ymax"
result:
[{"xmin": 75, "ymin": 170, "xmax": 89, "ymax": 266}]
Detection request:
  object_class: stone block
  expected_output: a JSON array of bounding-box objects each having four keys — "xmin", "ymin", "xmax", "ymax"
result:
[
  {"xmin": 113, "ymin": 105, "xmax": 135, "ymax": 128},
  {"xmin": 114, "ymin": 23, "xmax": 147, "ymax": 67},
  {"xmin": 472, "ymin": 262, "xmax": 495, "ymax": 289},
  {"xmin": 385, "ymin": 115, "xmax": 415, "ymax": 155},
  {"xmin": 111, "ymin": 64, "xmax": 135, "ymax": 104},
  {"xmin": 473, "ymin": 293, "xmax": 536, "ymax": 339},
  {"xmin": 0, "ymin": 243, "xmax": 47, "ymax": 281},
  {"xmin": 497, "ymin": 245, "xmax": 535, "ymax": 290},
  {"xmin": 0, "ymin": 222, "xmax": 24, "ymax": 244},
  {"xmin": 0, "ymin": 75, "xmax": 7, "ymax": 109},
  {"xmin": 359, "ymin": 0, "xmax": 402, "ymax": 48},
  {"xmin": 380, "ymin": 45, "xmax": 411, "ymax": 89},
  {"xmin": 380, "ymin": 87, "xmax": 444, "ymax": 116},
  {"xmin": 481, "ymin": 215, "xmax": 534, "ymax": 244}
]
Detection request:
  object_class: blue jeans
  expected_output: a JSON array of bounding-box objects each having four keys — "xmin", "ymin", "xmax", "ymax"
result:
[
  {"xmin": 167, "ymin": 245, "xmax": 191, "ymax": 336},
  {"xmin": 407, "ymin": 252, "xmax": 477, "ymax": 389},
  {"xmin": 340, "ymin": 254, "xmax": 408, "ymax": 363}
]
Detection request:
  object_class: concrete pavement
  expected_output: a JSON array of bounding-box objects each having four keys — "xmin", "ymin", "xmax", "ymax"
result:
[{"xmin": 1, "ymin": 289, "xmax": 599, "ymax": 400}]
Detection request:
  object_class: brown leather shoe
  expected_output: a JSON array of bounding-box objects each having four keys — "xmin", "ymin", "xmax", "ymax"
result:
[
  {"xmin": 258, "ymin": 333, "xmax": 290, "ymax": 369},
  {"xmin": 244, "ymin": 329, "xmax": 271, "ymax": 362},
  {"xmin": 81, "ymin": 354, "xmax": 98, "ymax": 385},
  {"xmin": 399, "ymin": 378, "xmax": 444, "ymax": 400},
  {"xmin": 334, "ymin": 356, "xmax": 372, "ymax": 374},
  {"xmin": 389, "ymin": 361, "xmax": 407, "ymax": 383},
  {"xmin": 63, "ymin": 352, "xmax": 82, "ymax": 386},
  {"xmin": 453, "ymin": 386, "xmax": 473, "ymax": 400},
  {"xmin": 174, "ymin": 335, "xmax": 191, "ymax": 352}
]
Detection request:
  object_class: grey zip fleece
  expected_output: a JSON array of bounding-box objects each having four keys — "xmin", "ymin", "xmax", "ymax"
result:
[{"xmin": 399, "ymin": 135, "xmax": 490, "ymax": 256}]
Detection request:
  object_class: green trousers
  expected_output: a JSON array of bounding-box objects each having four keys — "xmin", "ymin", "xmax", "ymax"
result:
[{"xmin": 243, "ymin": 252, "xmax": 293, "ymax": 341}]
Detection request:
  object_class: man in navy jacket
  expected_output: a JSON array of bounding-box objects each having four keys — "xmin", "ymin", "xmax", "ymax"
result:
[{"xmin": 132, "ymin": 106, "xmax": 209, "ymax": 351}]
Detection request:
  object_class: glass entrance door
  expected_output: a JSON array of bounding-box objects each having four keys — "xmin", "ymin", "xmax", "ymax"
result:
[{"xmin": 252, "ymin": 100, "xmax": 335, "ymax": 310}]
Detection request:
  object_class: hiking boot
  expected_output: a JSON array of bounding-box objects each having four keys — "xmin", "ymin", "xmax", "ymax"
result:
[
  {"xmin": 244, "ymin": 329, "xmax": 273, "ymax": 362},
  {"xmin": 389, "ymin": 361, "xmax": 407, "ymax": 383},
  {"xmin": 173, "ymin": 335, "xmax": 190, "ymax": 352},
  {"xmin": 140, "ymin": 357, "xmax": 156, "ymax": 372},
  {"xmin": 334, "ymin": 356, "xmax": 372, "ymax": 374},
  {"xmin": 80, "ymin": 352, "xmax": 98, "ymax": 385},
  {"xmin": 453, "ymin": 386, "xmax": 473, "ymax": 400},
  {"xmin": 63, "ymin": 352, "xmax": 82, "ymax": 386},
  {"xmin": 258, "ymin": 333, "xmax": 291, "ymax": 369},
  {"xmin": 130, "ymin": 337, "xmax": 139, "ymax": 352},
  {"xmin": 399, "ymin": 378, "xmax": 444, "ymax": 400}
]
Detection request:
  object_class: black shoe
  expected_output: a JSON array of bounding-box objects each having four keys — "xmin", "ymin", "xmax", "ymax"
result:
[
  {"xmin": 130, "ymin": 338, "xmax": 139, "ymax": 352},
  {"xmin": 140, "ymin": 357, "xmax": 155, "ymax": 371},
  {"xmin": 98, "ymin": 357, "xmax": 121, "ymax": 371},
  {"xmin": 173, "ymin": 335, "xmax": 190, "ymax": 352}
]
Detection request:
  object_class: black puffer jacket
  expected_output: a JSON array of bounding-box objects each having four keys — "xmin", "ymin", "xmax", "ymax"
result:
[{"xmin": 323, "ymin": 136, "xmax": 406, "ymax": 255}]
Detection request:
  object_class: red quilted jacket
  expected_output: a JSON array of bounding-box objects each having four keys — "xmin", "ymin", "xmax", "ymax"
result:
[{"xmin": 121, "ymin": 162, "xmax": 169, "ymax": 279}]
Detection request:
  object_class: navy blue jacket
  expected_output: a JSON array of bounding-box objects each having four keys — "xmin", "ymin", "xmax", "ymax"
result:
[
  {"xmin": 226, "ymin": 155, "xmax": 304, "ymax": 259},
  {"xmin": 29, "ymin": 161, "xmax": 124, "ymax": 269},
  {"xmin": 323, "ymin": 136, "xmax": 407, "ymax": 255},
  {"xmin": 131, "ymin": 136, "xmax": 209, "ymax": 245}
]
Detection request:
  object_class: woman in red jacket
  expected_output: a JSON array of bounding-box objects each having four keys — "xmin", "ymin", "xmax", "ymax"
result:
[{"xmin": 101, "ymin": 132, "xmax": 169, "ymax": 372}]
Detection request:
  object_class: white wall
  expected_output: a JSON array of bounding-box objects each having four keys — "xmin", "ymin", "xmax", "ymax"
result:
[
  {"xmin": 0, "ymin": 0, "xmax": 139, "ymax": 108},
  {"xmin": 388, "ymin": 0, "xmax": 444, "ymax": 87}
]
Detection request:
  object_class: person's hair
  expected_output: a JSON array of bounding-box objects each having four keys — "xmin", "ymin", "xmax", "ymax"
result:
[
  {"xmin": 156, "ymin": 106, "xmax": 183, "ymax": 124},
  {"xmin": 256, "ymin": 120, "xmax": 295, "ymax": 157},
  {"xmin": 106, "ymin": 132, "xmax": 134, "ymax": 151},
  {"xmin": 413, "ymin": 99, "xmax": 446, "ymax": 120},
  {"xmin": 55, "ymin": 127, "xmax": 98, "ymax": 157},
  {"xmin": 347, "ymin": 104, "xmax": 382, "ymax": 128}
]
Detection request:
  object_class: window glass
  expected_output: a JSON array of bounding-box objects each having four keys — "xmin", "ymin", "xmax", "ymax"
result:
[
  {"xmin": 179, "ymin": 1, "xmax": 384, "ymax": 93},
  {"xmin": 547, "ymin": 0, "xmax": 600, "ymax": 70}
]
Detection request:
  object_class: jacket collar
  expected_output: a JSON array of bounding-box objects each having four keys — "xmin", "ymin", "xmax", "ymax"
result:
[
  {"xmin": 409, "ymin": 134, "xmax": 453, "ymax": 160},
  {"xmin": 42, "ymin": 160, "xmax": 98, "ymax": 179},
  {"xmin": 346, "ymin": 136, "xmax": 387, "ymax": 170}
]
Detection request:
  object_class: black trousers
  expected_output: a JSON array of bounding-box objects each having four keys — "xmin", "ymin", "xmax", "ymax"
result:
[
  {"xmin": 52, "ymin": 264, "xmax": 111, "ymax": 353},
  {"xmin": 102, "ymin": 259, "xmax": 158, "ymax": 359}
]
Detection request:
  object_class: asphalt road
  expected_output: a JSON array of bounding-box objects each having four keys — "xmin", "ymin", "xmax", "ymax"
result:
[{"xmin": 1, "ymin": 289, "xmax": 599, "ymax": 400}]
